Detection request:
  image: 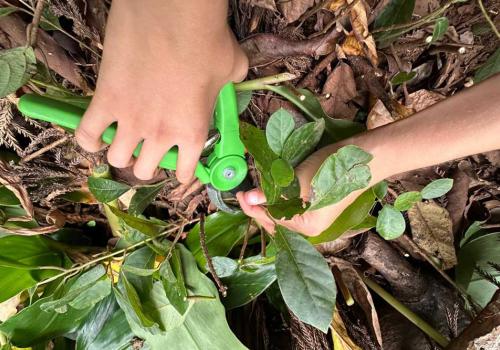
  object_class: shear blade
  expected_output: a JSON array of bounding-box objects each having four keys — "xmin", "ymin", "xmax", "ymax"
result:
[{"xmin": 206, "ymin": 185, "xmax": 240, "ymax": 214}]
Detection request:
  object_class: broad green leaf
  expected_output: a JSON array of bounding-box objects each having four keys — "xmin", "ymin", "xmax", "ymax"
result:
[
  {"xmin": 87, "ymin": 177, "xmax": 130, "ymax": 203},
  {"xmin": 376, "ymin": 205, "xmax": 406, "ymax": 239},
  {"xmin": 456, "ymin": 231, "xmax": 500, "ymax": 307},
  {"xmin": 0, "ymin": 7, "xmax": 17, "ymax": 17},
  {"xmin": 421, "ymin": 178, "xmax": 453, "ymax": 199},
  {"xmin": 309, "ymin": 189, "xmax": 376, "ymax": 244},
  {"xmin": 373, "ymin": 181, "xmax": 388, "ymax": 200},
  {"xmin": 271, "ymin": 158, "xmax": 294, "ymax": 187},
  {"xmin": 394, "ymin": 191, "xmax": 422, "ymax": 211},
  {"xmin": 185, "ymin": 211, "xmax": 248, "ymax": 270},
  {"xmin": 115, "ymin": 274, "xmax": 156, "ymax": 328},
  {"xmin": 430, "ymin": 17, "xmax": 449, "ymax": 43},
  {"xmin": 0, "ymin": 47, "xmax": 36, "ymax": 98},
  {"xmin": 159, "ymin": 246, "xmax": 189, "ymax": 315},
  {"xmin": 474, "ymin": 47, "xmax": 500, "ymax": 83},
  {"xmin": 373, "ymin": 0, "xmax": 416, "ymax": 48},
  {"xmin": 0, "ymin": 235, "xmax": 64, "ymax": 303},
  {"xmin": 107, "ymin": 205, "xmax": 167, "ymax": 237},
  {"xmin": 122, "ymin": 265, "xmax": 158, "ymax": 276},
  {"xmin": 76, "ymin": 295, "xmax": 134, "ymax": 350},
  {"xmin": 266, "ymin": 108, "xmax": 295, "ymax": 155},
  {"xmin": 257, "ymin": 161, "xmax": 280, "ymax": 204},
  {"xmin": 275, "ymin": 227, "xmax": 336, "ymax": 332},
  {"xmin": 222, "ymin": 255, "xmax": 277, "ymax": 310},
  {"xmin": 282, "ymin": 120, "xmax": 325, "ymax": 167},
  {"xmin": 129, "ymin": 180, "xmax": 166, "ymax": 216},
  {"xmin": 211, "ymin": 256, "xmax": 239, "ymax": 278},
  {"xmin": 266, "ymin": 85, "xmax": 365, "ymax": 142},
  {"xmin": 237, "ymin": 90, "xmax": 252, "ymax": 115},
  {"xmin": 0, "ymin": 186, "xmax": 19, "ymax": 206},
  {"xmin": 309, "ymin": 145, "xmax": 372, "ymax": 211},
  {"xmin": 390, "ymin": 71, "xmax": 416, "ymax": 86},
  {"xmin": 268, "ymin": 197, "xmax": 309, "ymax": 220},
  {"xmin": 40, "ymin": 7, "xmax": 62, "ymax": 31},
  {"xmin": 459, "ymin": 221, "xmax": 487, "ymax": 247}
]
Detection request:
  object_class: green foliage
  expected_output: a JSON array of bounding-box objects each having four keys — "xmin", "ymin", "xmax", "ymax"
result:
[
  {"xmin": 0, "ymin": 186, "xmax": 20, "ymax": 206},
  {"xmin": 159, "ymin": 246, "xmax": 189, "ymax": 315},
  {"xmin": 430, "ymin": 17, "xmax": 449, "ymax": 43},
  {"xmin": 185, "ymin": 211, "xmax": 249, "ymax": 270},
  {"xmin": 373, "ymin": 181, "xmax": 388, "ymax": 200},
  {"xmin": 271, "ymin": 158, "xmax": 294, "ymax": 187},
  {"xmin": 267, "ymin": 197, "xmax": 309, "ymax": 220},
  {"xmin": 376, "ymin": 205, "xmax": 406, "ymax": 239},
  {"xmin": 309, "ymin": 145, "xmax": 372, "ymax": 211},
  {"xmin": 373, "ymin": 0, "xmax": 416, "ymax": 47},
  {"xmin": 0, "ymin": 46, "xmax": 37, "ymax": 98},
  {"xmin": 266, "ymin": 108, "xmax": 295, "ymax": 156},
  {"xmin": 87, "ymin": 177, "xmax": 130, "ymax": 203},
  {"xmin": 282, "ymin": 120, "xmax": 325, "ymax": 167},
  {"xmin": 129, "ymin": 180, "xmax": 166, "ymax": 216},
  {"xmin": 391, "ymin": 71, "xmax": 416, "ymax": 86},
  {"xmin": 236, "ymin": 90, "xmax": 252, "ymax": 115},
  {"xmin": 394, "ymin": 191, "xmax": 422, "ymax": 211},
  {"xmin": 421, "ymin": 178, "xmax": 453, "ymax": 199},
  {"xmin": 474, "ymin": 48, "xmax": 500, "ymax": 83},
  {"xmin": 274, "ymin": 227, "xmax": 336, "ymax": 333},
  {"xmin": 0, "ymin": 7, "xmax": 17, "ymax": 17},
  {"xmin": 107, "ymin": 205, "xmax": 167, "ymax": 237}
]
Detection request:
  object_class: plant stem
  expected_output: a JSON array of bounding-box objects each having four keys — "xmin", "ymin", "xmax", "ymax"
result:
[
  {"xmin": 362, "ymin": 275, "xmax": 449, "ymax": 347},
  {"xmin": 92, "ymin": 165, "xmax": 123, "ymax": 237},
  {"xmin": 27, "ymin": 0, "xmax": 45, "ymax": 47},
  {"xmin": 235, "ymin": 73, "xmax": 297, "ymax": 91},
  {"xmin": 477, "ymin": 0, "xmax": 500, "ymax": 39}
]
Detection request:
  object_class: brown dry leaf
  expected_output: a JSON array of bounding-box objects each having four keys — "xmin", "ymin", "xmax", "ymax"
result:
[
  {"xmin": 367, "ymin": 99, "xmax": 415, "ymax": 129},
  {"xmin": 349, "ymin": 0, "xmax": 378, "ymax": 66},
  {"xmin": 326, "ymin": 0, "xmax": 346, "ymax": 11},
  {"xmin": 331, "ymin": 309, "xmax": 363, "ymax": 350},
  {"xmin": 0, "ymin": 160, "xmax": 33, "ymax": 221},
  {"xmin": 248, "ymin": 0, "xmax": 277, "ymax": 11},
  {"xmin": 330, "ymin": 257, "xmax": 383, "ymax": 347},
  {"xmin": 408, "ymin": 202, "xmax": 457, "ymax": 270},
  {"xmin": 321, "ymin": 62, "xmax": 357, "ymax": 119},
  {"xmin": 341, "ymin": 34, "xmax": 364, "ymax": 57},
  {"xmin": 406, "ymin": 89, "xmax": 446, "ymax": 112},
  {"xmin": 278, "ymin": 0, "xmax": 315, "ymax": 23}
]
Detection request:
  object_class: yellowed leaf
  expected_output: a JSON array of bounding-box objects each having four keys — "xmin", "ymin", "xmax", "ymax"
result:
[
  {"xmin": 326, "ymin": 0, "xmax": 346, "ymax": 11},
  {"xmin": 0, "ymin": 294, "xmax": 20, "ymax": 322},
  {"xmin": 331, "ymin": 310, "xmax": 363, "ymax": 350},
  {"xmin": 408, "ymin": 202, "xmax": 457, "ymax": 270},
  {"xmin": 341, "ymin": 34, "xmax": 364, "ymax": 57},
  {"xmin": 349, "ymin": 0, "xmax": 378, "ymax": 66}
]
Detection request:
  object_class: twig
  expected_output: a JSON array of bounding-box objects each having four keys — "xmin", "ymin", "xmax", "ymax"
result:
[
  {"xmin": 20, "ymin": 136, "xmax": 69, "ymax": 163},
  {"xmin": 235, "ymin": 73, "xmax": 297, "ymax": 91},
  {"xmin": 362, "ymin": 275, "xmax": 450, "ymax": 347},
  {"xmin": 165, "ymin": 221, "xmax": 186, "ymax": 261},
  {"xmin": 27, "ymin": 0, "xmax": 45, "ymax": 47},
  {"xmin": 477, "ymin": 0, "xmax": 500, "ymax": 39},
  {"xmin": 199, "ymin": 213, "xmax": 227, "ymax": 297},
  {"xmin": 238, "ymin": 218, "xmax": 252, "ymax": 263},
  {"xmin": 260, "ymin": 229, "xmax": 267, "ymax": 257}
]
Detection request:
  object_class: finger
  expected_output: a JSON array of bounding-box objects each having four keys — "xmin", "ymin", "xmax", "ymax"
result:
[
  {"xmin": 133, "ymin": 138, "xmax": 174, "ymax": 180},
  {"xmin": 176, "ymin": 138, "xmax": 205, "ymax": 184},
  {"xmin": 76, "ymin": 105, "xmax": 115, "ymax": 152},
  {"xmin": 242, "ymin": 189, "xmax": 267, "ymax": 205},
  {"xmin": 106, "ymin": 125, "xmax": 142, "ymax": 168},
  {"xmin": 236, "ymin": 192, "xmax": 275, "ymax": 233}
]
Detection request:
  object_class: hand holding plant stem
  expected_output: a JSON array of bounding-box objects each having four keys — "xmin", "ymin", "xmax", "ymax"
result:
[
  {"xmin": 238, "ymin": 74, "xmax": 500, "ymax": 236},
  {"xmin": 75, "ymin": 0, "xmax": 248, "ymax": 182}
]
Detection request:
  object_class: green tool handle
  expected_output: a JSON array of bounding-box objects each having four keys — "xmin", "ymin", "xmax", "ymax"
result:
[{"xmin": 17, "ymin": 94, "xmax": 212, "ymax": 184}]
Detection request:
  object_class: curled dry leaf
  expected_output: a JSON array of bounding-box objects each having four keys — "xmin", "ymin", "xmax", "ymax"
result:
[
  {"xmin": 0, "ymin": 160, "xmax": 33, "ymax": 221},
  {"xmin": 248, "ymin": 0, "xmax": 277, "ymax": 11},
  {"xmin": 278, "ymin": 0, "xmax": 315, "ymax": 23},
  {"xmin": 348, "ymin": 0, "xmax": 378, "ymax": 66},
  {"xmin": 405, "ymin": 89, "xmax": 446, "ymax": 112},
  {"xmin": 367, "ymin": 99, "xmax": 414, "ymax": 130},
  {"xmin": 321, "ymin": 62, "xmax": 357, "ymax": 119},
  {"xmin": 241, "ymin": 28, "xmax": 342, "ymax": 67},
  {"xmin": 329, "ymin": 257, "xmax": 383, "ymax": 347},
  {"xmin": 46, "ymin": 209, "xmax": 66, "ymax": 228},
  {"xmin": 408, "ymin": 202, "xmax": 457, "ymax": 270},
  {"xmin": 331, "ymin": 309, "xmax": 363, "ymax": 350}
]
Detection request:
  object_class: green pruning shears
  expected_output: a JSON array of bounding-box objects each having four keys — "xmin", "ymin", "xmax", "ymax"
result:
[{"xmin": 17, "ymin": 82, "xmax": 248, "ymax": 212}]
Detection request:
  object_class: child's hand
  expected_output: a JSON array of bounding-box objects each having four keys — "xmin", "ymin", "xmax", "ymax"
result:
[{"xmin": 76, "ymin": 0, "xmax": 248, "ymax": 182}]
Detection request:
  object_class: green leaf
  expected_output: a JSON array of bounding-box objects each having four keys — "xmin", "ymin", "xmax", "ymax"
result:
[
  {"xmin": 282, "ymin": 120, "xmax": 325, "ymax": 167},
  {"xmin": 456, "ymin": 231, "xmax": 500, "ymax": 308},
  {"xmin": 87, "ymin": 177, "xmax": 130, "ymax": 203},
  {"xmin": 265, "ymin": 108, "xmax": 295, "ymax": 156},
  {"xmin": 116, "ymin": 274, "xmax": 157, "ymax": 328},
  {"xmin": 271, "ymin": 158, "xmax": 294, "ymax": 187},
  {"xmin": 309, "ymin": 145, "xmax": 372, "ymax": 211},
  {"xmin": 376, "ymin": 205, "xmax": 406, "ymax": 239},
  {"xmin": 394, "ymin": 191, "xmax": 422, "ymax": 211},
  {"xmin": 107, "ymin": 205, "xmax": 167, "ymax": 237},
  {"xmin": 266, "ymin": 85, "xmax": 365, "ymax": 142},
  {"xmin": 430, "ymin": 17, "xmax": 449, "ymax": 43},
  {"xmin": 459, "ymin": 221, "xmax": 487, "ymax": 247},
  {"xmin": 474, "ymin": 48, "xmax": 500, "ymax": 83},
  {"xmin": 211, "ymin": 256, "xmax": 239, "ymax": 278},
  {"xmin": 0, "ymin": 235, "xmax": 64, "ymax": 303},
  {"xmin": 268, "ymin": 197, "xmax": 309, "ymax": 220},
  {"xmin": 159, "ymin": 246, "xmax": 189, "ymax": 315},
  {"xmin": 40, "ymin": 7, "xmax": 62, "ymax": 31},
  {"xmin": 0, "ymin": 46, "xmax": 36, "ymax": 98},
  {"xmin": 129, "ymin": 180, "xmax": 166, "ymax": 216},
  {"xmin": 390, "ymin": 71, "xmax": 416, "ymax": 86},
  {"xmin": 421, "ymin": 178, "xmax": 454, "ymax": 199},
  {"xmin": 373, "ymin": 0, "xmax": 416, "ymax": 48},
  {"xmin": 237, "ymin": 90, "xmax": 252, "ymax": 115},
  {"xmin": 76, "ymin": 295, "xmax": 134, "ymax": 350},
  {"xmin": 222, "ymin": 255, "xmax": 277, "ymax": 309},
  {"xmin": 274, "ymin": 227, "xmax": 336, "ymax": 332},
  {"xmin": 373, "ymin": 181, "xmax": 388, "ymax": 200},
  {"xmin": 309, "ymin": 188, "xmax": 376, "ymax": 244},
  {"xmin": 185, "ymin": 211, "xmax": 249, "ymax": 270},
  {"xmin": 0, "ymin": 7, "xmax": 17, "ymax": 17},
  {"xmin": 122, "ymin": 265, "xmax": 158, "ymax": 276}
]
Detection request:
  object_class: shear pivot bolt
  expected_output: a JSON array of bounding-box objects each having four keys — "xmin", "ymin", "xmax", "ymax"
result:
[{"xmin": 223, "ymin": 167, "xmax": 235, "ymax": 180}]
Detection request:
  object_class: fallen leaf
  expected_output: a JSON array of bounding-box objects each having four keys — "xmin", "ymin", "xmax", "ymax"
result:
[
  {"xmin": 367, "ymin": 99, "xmax": 414, "ymax": 129},
  {"xmin": 405, "ymin": 89, "xmax": 446, "ymax": 112},
  {"xmin": 446, "ymin": 168, "xmax": 471, "ymax": 236},
  {"xmin": 321, "ymin": 62, "xmax": 357, "ymax": 119},
  {"xmin": 325, "ymin": 0, "xmax": 346, "ymax": 12},
  {"xmin": 331, "ymin": 310, "xmax": 363, "ymax": 350},
  {"xmin": 330, "ymin": 257, "xmax": 383, "ymax": 347},
  {"xmin": 0, "ymin": 160, "xmax": 33, "ymax": 220},
  {"xmin": 341, "ymin": 34, "xmax": 364, "ymax": 57},
  {"xmin": 349, "ymin": 0, "xmax": 378, "ymax": 66},
  {"xmin": 278, "ymin": 0, "xmax": 315, "ymax": 23},
  {"xmin": 408, "ymin": 201, "xmax": 457, "ymax": 270},
  {"xmin": 248, "ymin": 0, "xmax": 277, "ymax": 11}
]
